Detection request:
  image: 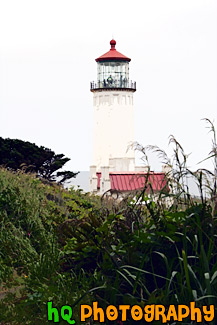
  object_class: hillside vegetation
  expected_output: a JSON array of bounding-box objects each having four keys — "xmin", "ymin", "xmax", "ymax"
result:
[
  {"xmin": 0, "ymin": 120, "xmax": 217, "ymax": 324},
  {"xmin": 0, "ymin": 164, "xmax": 216, "ymax": 324}
]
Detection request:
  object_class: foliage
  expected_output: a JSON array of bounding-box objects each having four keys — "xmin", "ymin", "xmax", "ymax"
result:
[
  {"xmin": 0, "ymin": 121, "xmax": 217, "ymax": 324},
  {"xmin": 0, "ymin": 137, "xmax": 78, "ymax": 184}
]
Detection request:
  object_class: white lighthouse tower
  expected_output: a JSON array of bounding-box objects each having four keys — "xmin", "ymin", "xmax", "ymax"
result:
[{"xmin": 90, "ymin": 40, "xmax": 137, "ymax": 193}]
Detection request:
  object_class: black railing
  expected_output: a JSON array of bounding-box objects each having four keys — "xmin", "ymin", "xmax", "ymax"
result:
[{"xmin": 90, "ymin": 80, "xmax": 136, "ymax": 91}]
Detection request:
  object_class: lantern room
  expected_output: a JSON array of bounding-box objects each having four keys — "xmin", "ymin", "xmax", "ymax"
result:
[{"xmin": 90, "ymin": 39, "xmax": 136, "ymax": 91}]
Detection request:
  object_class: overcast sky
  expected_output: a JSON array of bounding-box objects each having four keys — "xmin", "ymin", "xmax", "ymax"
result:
[{"xmin": 0, "ymin": 0, "xmax": 216, "ymax": 173}]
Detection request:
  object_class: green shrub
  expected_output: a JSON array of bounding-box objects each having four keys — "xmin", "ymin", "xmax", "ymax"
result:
[{"xmin": 0, "ymin": 119, "xmax": 216, "ymax": 324}]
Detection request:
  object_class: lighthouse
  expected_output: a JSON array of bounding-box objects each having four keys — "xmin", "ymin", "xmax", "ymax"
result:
[
  {"xmin": 88, "ymin": 40, "xmax": 169, "ymax": 197},
  {"xmin": 90, "ymin": 40, "xmax": 137, "ymax": 193}
]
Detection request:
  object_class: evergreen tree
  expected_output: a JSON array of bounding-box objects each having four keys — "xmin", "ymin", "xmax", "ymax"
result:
[{"xmin": 0, "ymin": 137, "xmax": 78, "ymax": 183}]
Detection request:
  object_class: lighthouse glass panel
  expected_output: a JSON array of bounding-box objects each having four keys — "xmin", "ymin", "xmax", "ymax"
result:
[{"xmin": 97, "ymin": 61, "xmax": 129, "ymax": 88}]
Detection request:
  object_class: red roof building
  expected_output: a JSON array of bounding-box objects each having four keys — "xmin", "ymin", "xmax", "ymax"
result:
[{"xmin": 96, "ymin": 171, "xmax": 168, "ymax": 193}]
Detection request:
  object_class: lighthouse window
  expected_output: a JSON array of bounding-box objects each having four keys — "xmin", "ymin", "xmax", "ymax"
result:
[{"xmin": 97, "ymin": 61, "xmax": 129, "ymax": 88}]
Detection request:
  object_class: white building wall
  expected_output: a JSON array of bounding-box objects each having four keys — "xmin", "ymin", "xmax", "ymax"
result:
[{"xmin": 92, "ymin": 90, "xmax": 135, "ymax": 171}]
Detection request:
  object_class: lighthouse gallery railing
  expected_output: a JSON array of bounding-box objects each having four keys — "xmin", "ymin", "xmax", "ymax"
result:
[{"xmin": 90, "ymin": 80, "xmax": 136, "ymax": 91}]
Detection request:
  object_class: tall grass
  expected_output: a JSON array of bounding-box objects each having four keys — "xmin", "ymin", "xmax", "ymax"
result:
[{"xmin": 0, "ymin": 120, "xmax": 216, "ymax": 324}]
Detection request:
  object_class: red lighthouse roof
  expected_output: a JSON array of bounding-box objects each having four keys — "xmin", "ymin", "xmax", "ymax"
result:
[{"xmin": 96, "ymin": 39, "xmax": 131, "ymax": 62}]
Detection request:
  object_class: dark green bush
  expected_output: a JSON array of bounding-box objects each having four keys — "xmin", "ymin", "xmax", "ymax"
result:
[{"xmin": 0, "ymin": 155, "xmax": 216, "ymax": 324}]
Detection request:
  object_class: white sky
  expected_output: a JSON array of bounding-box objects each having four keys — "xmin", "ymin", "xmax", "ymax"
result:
[{"xmin": 0, "ymin": 0, "xmax": 216, "ymax": 173}]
